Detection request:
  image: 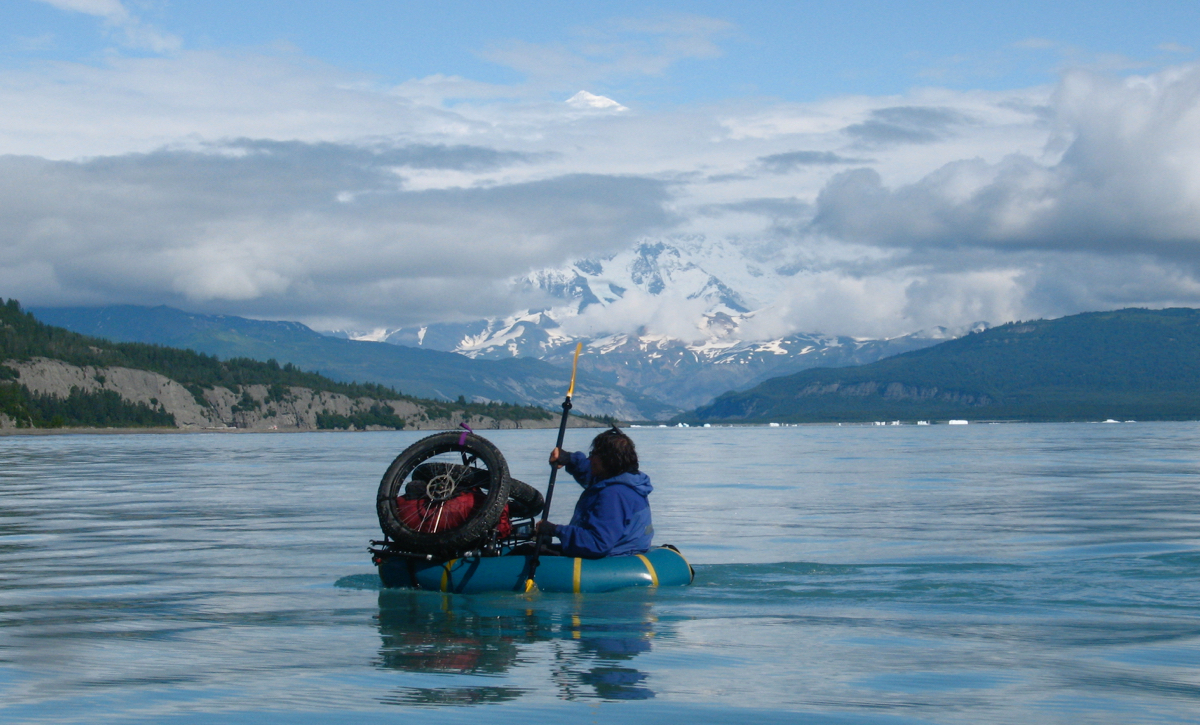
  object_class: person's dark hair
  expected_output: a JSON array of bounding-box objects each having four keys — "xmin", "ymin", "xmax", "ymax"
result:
[{"xmin": 590, "ymin": 427, "xmax": 638, "ymax": 476}]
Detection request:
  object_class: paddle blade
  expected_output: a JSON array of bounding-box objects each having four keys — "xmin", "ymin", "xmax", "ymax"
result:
[{"xmin": 567, "ymin": 342, "xmax": 583, "ymax": 398}]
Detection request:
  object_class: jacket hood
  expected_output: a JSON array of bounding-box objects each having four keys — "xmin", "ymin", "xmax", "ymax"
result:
[{"xmin": 593, "ymin": 470, "xmax": 653, "ymax": 497}]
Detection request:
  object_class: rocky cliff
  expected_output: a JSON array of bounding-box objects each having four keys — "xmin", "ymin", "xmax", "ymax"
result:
[{"xmin": 1, "ymin": 357, "xmax": 589, "ymax": 432}]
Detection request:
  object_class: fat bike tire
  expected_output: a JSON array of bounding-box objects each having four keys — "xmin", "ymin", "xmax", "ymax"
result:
[
  {"xmin": 506, "ymin": 478, "xmax": 544, "ymax": 518},
  {"xmin": 376, "ymin": 431, "xmax": 512, "ymax": 554}
]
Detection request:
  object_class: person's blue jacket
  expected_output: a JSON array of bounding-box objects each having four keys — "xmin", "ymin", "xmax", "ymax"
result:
[{"xmin": 554, "ymin": 451, "xmax": 653, "ymax": 558}]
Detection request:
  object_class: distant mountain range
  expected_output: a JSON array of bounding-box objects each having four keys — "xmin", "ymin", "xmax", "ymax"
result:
[
  {"xmin": 328, "ymin": 239, "xmax": 987, "ymax": 409},
  {"xmin": 687, "ymin": 308, "xmax": 1200, "ymax": 423},
  {"xmin": 29, "ymin": 305, "xmax": 673, "ymax": 420},
  {"xmin": 30, "ymin": 240, "xmax": 988, "ymax": 418}
]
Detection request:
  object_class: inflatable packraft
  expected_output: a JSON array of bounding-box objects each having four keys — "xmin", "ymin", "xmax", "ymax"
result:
[
  {"xmin": 370, "ymin": 431, "xmax": 694, "ymax": 594},
  {"xmin": 374, "ymin": 545, "xmax": 693, "ymax": 594}
]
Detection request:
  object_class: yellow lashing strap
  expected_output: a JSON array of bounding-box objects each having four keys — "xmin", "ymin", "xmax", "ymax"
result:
[
  {"xmin": 440, "ymin": 559, "xmax": 457, "ymax": 592},
  {"xmin": 635, "ymin": 554, "xmax": 659, "ymax": 587},
  {"xmin": 572, "ymin": 557, "xmax": 583, "ymax": 593}
]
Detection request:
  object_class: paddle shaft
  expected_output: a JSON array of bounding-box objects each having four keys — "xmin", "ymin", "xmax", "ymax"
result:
[
  {"xmin": 540, "ymin": 398, "xmax": 571, "ymax": 522},
  {"xmin": 525, "ymin": 396, "xmax": 571, "ymax": 588},
  {"xmin": 526, "ymin": 343, "xmax": 582, "ymax": 590}
]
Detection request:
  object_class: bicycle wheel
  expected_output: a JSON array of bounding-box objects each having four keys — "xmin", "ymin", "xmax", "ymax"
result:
[{"xmin": 376, "ymin": 431, "xmax": 512, "ymax": 554}]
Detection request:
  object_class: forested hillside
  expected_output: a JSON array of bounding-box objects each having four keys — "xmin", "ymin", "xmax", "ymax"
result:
[
  {"xmin": 688, "ymin": 308, "xmax": 1200, "ymax": 423},
  {"xmin": 0, "ymin": 299, "xmax": 553, "ymax": 430},
  {"xmin": 30, "ymin": 304, "xmax": 674, "ymax": 420}
]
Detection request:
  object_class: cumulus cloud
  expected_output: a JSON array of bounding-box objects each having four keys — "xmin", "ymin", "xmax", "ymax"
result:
[
  {"xmin": 812, "ymin": 65, "xmax": 1200, "ymax": 262},
  {"xmin": 726, "ymin": 63, "xmax": 1200, "ymax": 336},
  {"xmin": 566, "ymin": 90, "xmax": 628, "ymax": 112}
]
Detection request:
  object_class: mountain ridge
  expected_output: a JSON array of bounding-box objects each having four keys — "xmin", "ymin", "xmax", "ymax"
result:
[
  {"xmin": 686, "ymin": 307, "xmax": 1200, "ymax": 423},
  {"xmin": 29, "ymin": 304, "xmax": 675, "ymax": 420}
]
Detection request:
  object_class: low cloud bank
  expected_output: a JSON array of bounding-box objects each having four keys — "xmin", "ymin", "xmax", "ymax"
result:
[{"xmin": 0, "ymin": 142, "xmax": 673, "ymax": 326}]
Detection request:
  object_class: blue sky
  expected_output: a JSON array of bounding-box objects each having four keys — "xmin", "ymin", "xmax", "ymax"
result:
[
  {"xmin": 8, "ymin": 1, "xmax": 1198, "ymax": 102},
  {"xmin": 2, "ymin": 0, "xmax": 1200, "ymax": 337}
]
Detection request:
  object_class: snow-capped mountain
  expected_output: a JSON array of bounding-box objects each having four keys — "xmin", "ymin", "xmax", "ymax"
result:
[
  {"xmin": 331, "ymin": 238, "xmax": 988, "ymax": 412},
  {"xmin": 536, "ymin": 323, "xmax": 988, "ymax": 410}
]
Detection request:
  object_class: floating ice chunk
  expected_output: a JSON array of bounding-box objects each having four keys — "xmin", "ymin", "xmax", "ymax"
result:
[{"xmin": 948, "ymin": 419, "xmax": 969, "ymax": 425}]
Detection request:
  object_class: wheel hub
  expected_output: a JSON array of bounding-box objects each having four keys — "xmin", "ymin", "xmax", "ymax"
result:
[{"xmin": 424, "ymin": 472, "xmax": 461, "ymax": 501}]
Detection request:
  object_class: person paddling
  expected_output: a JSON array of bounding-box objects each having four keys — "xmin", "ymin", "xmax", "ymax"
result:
[{"xmin": 535, "ymin": 427, "xmax": 654, "ymax": 558}]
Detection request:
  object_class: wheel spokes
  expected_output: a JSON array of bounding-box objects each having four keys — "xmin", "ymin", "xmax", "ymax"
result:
[{"xmin": 410, "ymin": 451, "xmax": 486, "ymax": 533}]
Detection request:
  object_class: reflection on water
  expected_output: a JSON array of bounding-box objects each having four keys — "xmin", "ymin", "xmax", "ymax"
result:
[{"xmin": 376, "ymin": 590, "xmax": 658, "ymax": 704}]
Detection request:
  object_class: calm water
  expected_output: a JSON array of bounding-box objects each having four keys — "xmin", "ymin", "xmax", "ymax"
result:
[{"xmin": 2, "ymin": 423, "xmax": 1200, "ymax": 724}]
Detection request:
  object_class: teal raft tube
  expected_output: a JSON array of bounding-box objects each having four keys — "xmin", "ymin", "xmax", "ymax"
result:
[{"xmin": 376, "ymin": 545, "xmax": 694, "ymax": 594}]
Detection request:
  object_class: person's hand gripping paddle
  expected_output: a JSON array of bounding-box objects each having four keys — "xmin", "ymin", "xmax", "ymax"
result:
[{"xmin": 523, "ymin": 342, "xmax": 582, "ymax": 593}]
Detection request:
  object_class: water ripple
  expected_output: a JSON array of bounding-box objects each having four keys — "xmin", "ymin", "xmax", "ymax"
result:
[{"xmin": 1, "ymin": 424, "xmax": 1199, "ymax": 723}]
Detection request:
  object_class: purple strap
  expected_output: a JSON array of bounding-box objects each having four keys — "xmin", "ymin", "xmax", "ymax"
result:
[{"xmin": 458, "ymin": 421, "xmax": 473, "ymax": 447}]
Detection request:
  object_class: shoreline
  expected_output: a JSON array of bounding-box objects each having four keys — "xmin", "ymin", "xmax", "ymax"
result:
[
  {"xmin": 0, "ymin": 426, "xmax": 335, "ymax": 437},
  {"xmin": 0, "ymin": 418, "xmax": 605, "ymax": 437}
]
